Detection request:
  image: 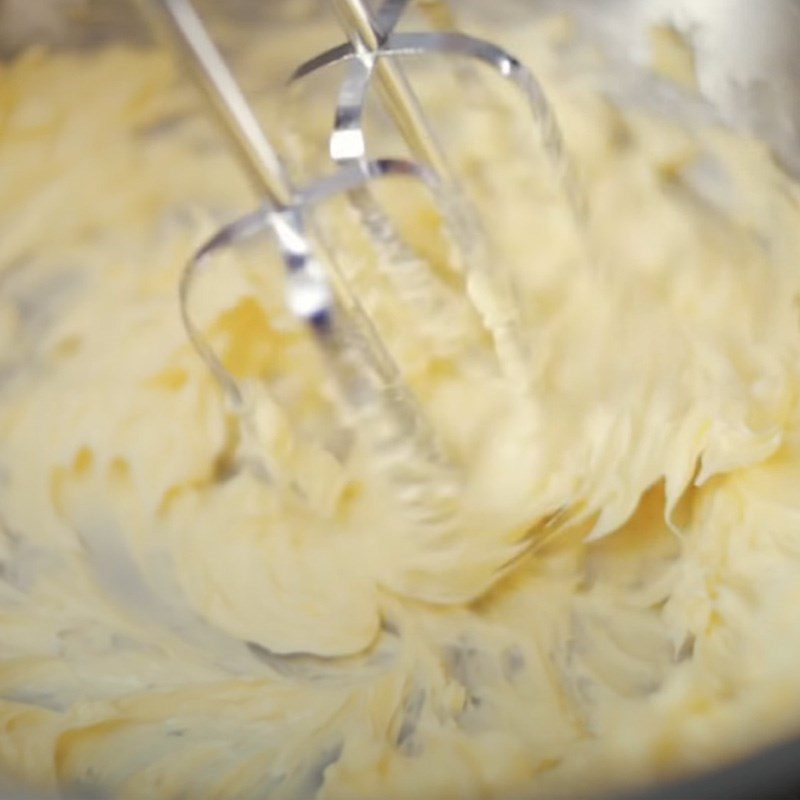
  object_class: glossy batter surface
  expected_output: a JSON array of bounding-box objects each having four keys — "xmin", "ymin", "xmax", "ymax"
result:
[{"xmin": 2, "ymin": 13, "xmax": 800, "ymax": 800}]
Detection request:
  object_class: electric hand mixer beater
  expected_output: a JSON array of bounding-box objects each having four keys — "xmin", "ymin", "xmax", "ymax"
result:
[{"xmin": 145, "ymin": 0, "xmax": 579, "ymax": 544}]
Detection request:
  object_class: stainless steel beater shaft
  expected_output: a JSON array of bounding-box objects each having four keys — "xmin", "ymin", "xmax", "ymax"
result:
[
  {"xmin": 327, "ymin": 0, "xmax": 533, "ymax": 386},
  {"xmin": 331, "ymin": 0, "xmax": 452, "ymax": 179},
  {"xmin": 148, "ymin": 0, "xmax": 293, "ymax": 207}
]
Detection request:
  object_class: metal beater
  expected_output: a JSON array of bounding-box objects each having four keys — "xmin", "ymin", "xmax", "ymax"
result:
[{"xmin": 146, "ymin": 0, "xmax": 575, "ymax": 526}]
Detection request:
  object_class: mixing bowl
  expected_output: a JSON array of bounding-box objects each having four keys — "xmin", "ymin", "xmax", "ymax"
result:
[{"xmin": 1, "ymin": 1, "xmax": 800, "ymax": 798}]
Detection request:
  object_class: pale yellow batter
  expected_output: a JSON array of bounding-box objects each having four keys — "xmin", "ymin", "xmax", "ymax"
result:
[{"xmin": 2, "ymin": 10, "xmax": 800, "ymax": 800}]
